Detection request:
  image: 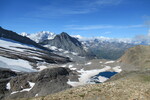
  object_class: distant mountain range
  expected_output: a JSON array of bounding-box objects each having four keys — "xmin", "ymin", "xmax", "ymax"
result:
[{"xmin": 20, "ymin": 30, "xmax": 149, "ymax": 60}]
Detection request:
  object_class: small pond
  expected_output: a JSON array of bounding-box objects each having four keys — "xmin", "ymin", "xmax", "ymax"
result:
[{"xmin": 88, "ymin": 71, "xmax": 118, "ymax": 83}]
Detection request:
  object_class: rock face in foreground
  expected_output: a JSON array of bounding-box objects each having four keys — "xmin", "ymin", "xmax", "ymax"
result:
[
  {"xmin": 120, "ymin": 45, "xmax": 150, "ymax": 68},
  {"xmin": 1, "ymin": 67, "xmax": 72, "ymax": 100}
]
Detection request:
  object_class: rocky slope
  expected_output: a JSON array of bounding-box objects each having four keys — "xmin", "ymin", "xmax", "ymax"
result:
[
  {"xmin": 0, "ymin": 67, "xmax": 76, "ymax": 100},
  {"xmin": 120, "ymin": 45, "xmax": 150, "ymax": 68}
]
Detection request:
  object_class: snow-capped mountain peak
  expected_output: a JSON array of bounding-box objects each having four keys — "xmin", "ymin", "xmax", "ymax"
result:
[
  {"xmin": 20, "ymin": 32, "xmax": 29, "ymax": 37},
  {"xmin": 20, "ymin": 31, "xmax": 56, "ymax": 43}
]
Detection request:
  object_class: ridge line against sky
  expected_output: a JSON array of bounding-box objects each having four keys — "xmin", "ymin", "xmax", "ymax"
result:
[{"xmin": 0, "ymin": 0, "xmax": 150, "ymax": 38}]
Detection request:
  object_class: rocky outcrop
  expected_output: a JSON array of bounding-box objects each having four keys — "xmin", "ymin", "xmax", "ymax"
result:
[
  {"xmin": 0, "ymin": 68, "xmax": 17, "ymax": 79},
  {"xmin": 2, "ymin": 67, "xmax": 73, "ymax": 100},
  {"xmin": 0, "ymin": 68, "xmax": 18, "ymax": 100}
]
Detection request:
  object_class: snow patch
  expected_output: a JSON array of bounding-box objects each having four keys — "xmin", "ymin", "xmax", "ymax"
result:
[
  {"xmin": 6, "ymin": 82, "xmax": 11, "ymax": 90},
  {"xmin": 67, "ymin": 66, "xmax": 111, "ymax": 87},
  {"xmin": 113, "ymin": 66, "xmax": 122, "ymax": 73},
  {"xmin": 37, "ymin": 66, "xmax": 47, "ymax": 71},
  {"xmin": 49, "ymin": 46, "xmax": 58, "ymax": 51},
  {"xmin": 85, "ymin": 62, "xmax": 92, "ymax": 65},
  {"xmin": 68, "ymin": 65, "xmax": 73, "ymax": 68},
  {"xmin": 72, "ymin": 52, "xmax": 78, "ymax": 56},
  {"xmin": 35, "ymin": 94, "xmax": 38, "ymax": 97},
  {"xmin": 67, "ymin": 79, "xmax": 79, "ymax": 87},
  {"xmin": 61, "ymin": 65, "xmax": 66, "ymax": 67},
  {"xmin": 0, "ymin": 56, "xmax": 37, "ymax": 72},
  {"xmin": 105, "ymin": 61, "xmax": 115, "ymax": 64},
  {"xmin": 70, "ymin": 68, "xmax": 77, "ymax": 70},
  {"xmin": 11, "ymin": 81, "xmax": 35, "ymax": 94},
  {"xmin": 58, "ymin": 48, "xmax": 63, "ymax": 51},
  {"xmin": 64, "ymin": 51, "xmax": 69, "ymax": 54},
  {"xmin": 98, "ymin": 76, "xmax": 108, "ymax": 82},
  {"xmin": 0, "ymin": 38, "xmax": 35, "ymax": 52},
  {"xmin": 99, "ymin": 61, "xmax": 103, "ymax": 63}
]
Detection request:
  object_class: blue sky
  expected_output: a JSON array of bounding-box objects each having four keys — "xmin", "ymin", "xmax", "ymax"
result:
[{"xmin": 0, "ymin": 0, "xmax": 150, "ymax": 38}]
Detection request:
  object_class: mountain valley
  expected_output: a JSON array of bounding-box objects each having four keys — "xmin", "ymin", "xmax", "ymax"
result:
[{"xmin": 0, "ymin": 27, "xmax": 150, "ymax": 100}]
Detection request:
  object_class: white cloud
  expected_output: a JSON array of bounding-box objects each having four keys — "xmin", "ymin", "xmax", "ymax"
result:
[
  {"xmin": 65, "ymin": 24, "xmax": 144, "ymax": 30},
  {"xmin": 148, "ymin": 29, "xmax": 150, "ymax": 36},
  {"xmin": 28, "ymin": 0, "xmax": 123, "ymax": 18}
]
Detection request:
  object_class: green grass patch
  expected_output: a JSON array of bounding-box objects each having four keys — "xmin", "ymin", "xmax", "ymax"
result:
[
  {"xmin": 79, "ymin": 93, "xmax": 85, "ymax": 98},
  {"xmin": 141, "ymin": 75, "xmax": 150, "ymax": 82}
]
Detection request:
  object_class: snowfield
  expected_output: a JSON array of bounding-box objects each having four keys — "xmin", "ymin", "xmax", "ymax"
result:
[
  {"xmin": 67, "ymin": 66, "xmax": 111, "ymax": 87},
  {"xmin": 0, "ymin": 60, "xmax": 37, "ymax": 72},
  {"xmin": 37, "ymin": 65, "xmax": 47, "ymax": 71},
  {"xmin": 0, "ymin": 38, "xmax": 36, "ymax": 52},
  {"xmin": 0, "ymin": 38, "xmax": 42, "ymax": 72},
  {"xmin": 0, "ymin": 56, "xmax": 33, "ymax": 70}
]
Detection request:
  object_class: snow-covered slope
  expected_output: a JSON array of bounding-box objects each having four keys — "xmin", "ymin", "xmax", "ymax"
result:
[
  {"xmin": 0, "ymin": 38, "xmax": 70, "ymax": 72},
  {"xmin": 21, "ymin": 31, "xmax": 56, "ymax": 43},
  {"xmin": 0, "ymin": 27, "xmax": 71, "ymax": 72},
  {"xmin": 0, "ymin": 38, "xmax": 39, "ymax": 72}
]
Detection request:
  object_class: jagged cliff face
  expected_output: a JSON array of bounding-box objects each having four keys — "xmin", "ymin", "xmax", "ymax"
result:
[
  {"xmin": 40, "ymin": 32, "xmax": 93, "ymax": 57},
  {"xmin": 120, "ymin": 45, "xmax": 150, "ymax": 68}
]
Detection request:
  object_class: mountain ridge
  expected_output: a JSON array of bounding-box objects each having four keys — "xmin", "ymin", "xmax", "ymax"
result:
[{"xmin": 40, "ymin": 32, "xmax": 90, "ymax": 57}]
